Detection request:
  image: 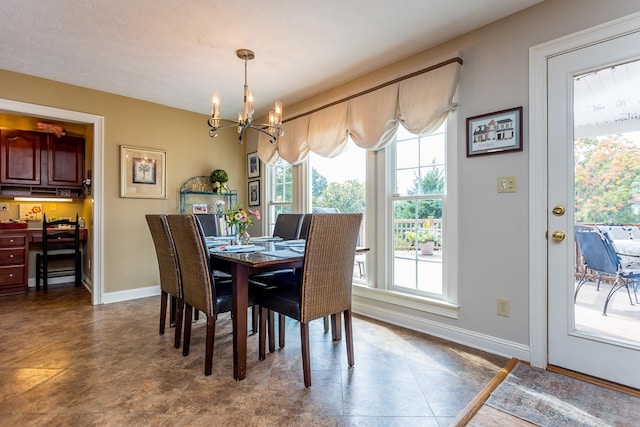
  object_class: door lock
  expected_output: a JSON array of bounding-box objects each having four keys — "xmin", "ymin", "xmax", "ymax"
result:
[
  {"xmin": 552, "ymin": 231, "xmax": 566, "ymax": 241},
  {"xmin": 552, "ymin": 205, "xmax": 566, "ymax": 216}
]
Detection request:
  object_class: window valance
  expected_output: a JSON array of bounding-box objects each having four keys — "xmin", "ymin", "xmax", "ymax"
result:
[{"xmin": 258, "ymin": 54, "xmax": 462, "ymax": 165}]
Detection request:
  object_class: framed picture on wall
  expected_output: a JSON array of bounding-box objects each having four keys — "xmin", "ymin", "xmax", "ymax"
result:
[
  {"xmin": 466, "ymin": 106, "xmax": 523, "ymax": 157},
  {"xmin": 120, "ymin": 145, "xmax": 167, "ymax": 198},
  {"xmin": 248, "ymin": 152, "xmax": 260, "ymax": 178},
  {"xmin": 248, "ymin": 180, "xmax": 260, "ymax": 206}
]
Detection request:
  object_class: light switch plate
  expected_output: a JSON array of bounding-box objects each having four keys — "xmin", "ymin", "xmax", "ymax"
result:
[{"xmin": 497, "ymin": 176, "xmax": 517, "ymax": 193}]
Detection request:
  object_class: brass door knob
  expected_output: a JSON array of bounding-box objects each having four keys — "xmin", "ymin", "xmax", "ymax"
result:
[{"xmin": 552, "ymin": 231, "xmax": 566, "ymax": 241}]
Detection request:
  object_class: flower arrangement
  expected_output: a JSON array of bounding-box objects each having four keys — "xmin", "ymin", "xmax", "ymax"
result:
[{"xmin": 226, "ymin": 205, "xmax": 260, "ymax": 244}]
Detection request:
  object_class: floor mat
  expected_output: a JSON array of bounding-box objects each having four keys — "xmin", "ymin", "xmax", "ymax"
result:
[{"xmin": 485, "ymin": 363, "xmax": 640, "ymax": 427}]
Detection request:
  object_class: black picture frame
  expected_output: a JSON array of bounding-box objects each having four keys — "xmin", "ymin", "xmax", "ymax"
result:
[
  {"xmin": 248, "ymin": 180, "xmax": 260, "ymax": 206},
  {"xmin": 248, "ymin": 152, "xmax": 260, "ymax": 178},
  {"xmin": 466, "ymin": 107, "xmax": 523, "ymax": 157}
]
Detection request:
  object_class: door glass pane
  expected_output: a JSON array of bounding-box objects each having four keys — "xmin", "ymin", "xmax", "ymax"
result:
[{"xmin": 573, "ymin": 60, "xmax": 640, "ymax": 347}]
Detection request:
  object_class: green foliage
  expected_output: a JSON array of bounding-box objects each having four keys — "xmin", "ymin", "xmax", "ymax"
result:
[
  {"xmin": 574, "ymin": 135, "xmax": 640, "ymax": 223},
  {"xmin": 405, "ymin": 230, "xmax": 439, "ymax": 244},
  {"xmin": 314, "ymin": 179, "xmax": 365, "ymax": 213},
  {"xmin": 395, "ymin": 162, "xmax": 444, "ymax": 220},
  {"xmin": 312, "ymin": 168, "xmax": 328, "ymax": 200},
  {"xmin": 273, "ymin": 161, "xmax": 292, "ymax": 202},
  {"xmin": 210, "ymin": 169, "xmax": 228, "ymax": 183}
]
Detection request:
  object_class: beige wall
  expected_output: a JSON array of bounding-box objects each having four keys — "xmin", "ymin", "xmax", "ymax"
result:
[{"xmin": 0, "ymin": 71, "xmax": 245, "ymax": 292}]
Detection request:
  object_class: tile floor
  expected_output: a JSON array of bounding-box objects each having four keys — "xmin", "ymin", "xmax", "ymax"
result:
[{"xmin": 0, "ymin": 284, "xmax": 507, "ymax": 426}]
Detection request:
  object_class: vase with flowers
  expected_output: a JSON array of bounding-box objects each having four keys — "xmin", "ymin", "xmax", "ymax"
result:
[{"xmin": 226, "ymin": 205, "xmax": 260, "ymax": 245}]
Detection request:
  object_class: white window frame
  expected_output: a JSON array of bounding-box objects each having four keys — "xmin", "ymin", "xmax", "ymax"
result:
[{"xmin": 265, "ymin": 116, "xmax": 459, "ymax": 318}]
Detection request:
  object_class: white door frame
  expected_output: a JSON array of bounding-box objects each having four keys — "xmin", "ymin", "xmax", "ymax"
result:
[
  {"xmin": 529, "ymin": 12, "xmax": 640, "ymax": 368},
  {"xmin": 0, "ymin": 98, "xmax": 104, "ymax": 305}
]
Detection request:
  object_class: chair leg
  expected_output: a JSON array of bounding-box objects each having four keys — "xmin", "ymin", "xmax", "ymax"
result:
[
  {"xmin": 74, "ymin": 252, "xmax": 82, "ymax": 287},
  {"xmin": 159, "ymin": 291, "xmax": 168, "ymax": 335},
  {"xmin": 268, "ymin": 310, "xmax": 276, "ymax": 353},
  {"xmin": 169, "ymin": 295, "xmax": 176, "ymax": 328},
  {"xmin": 194, "ymin": 310, "xmax": 200, "ymax": 321},
  {"xmin": 183, "ymin": 305, "xmax": 193, "ymax": 356},
  {"xmin": 204, "ymin": 316, "xmax": 216, "ymax": 376},
  {"xmin": 344, "ymin": 310, "xmax": 354, "ymax": 367},
  {"xmin": 323, "ymin": 316, "xmax": 329, "ymax": 333},
  {"xmin": 300, "ymin": 322, "xmax": 312, "ymax": 387},
  {"xmin": 331, "ymin": 313, "xmax": 342, "ymax": 341},
  {"xmin": 278, "ymin": 314, "xmax": 286, "ymax": 349},
  {"xmin": 252, "ymin": 305, "xmax": 259, "ymax": 334},
  {"xmin": 35, "ymin": 255, "xmax": 41, "ymax": 290},
  {"xmin": 43, "ymin": 259, "xmax": 48, "ymax": 291},
  {"xmin": 174, "ymin": 298, "xmax": 184, "ymax": 349},
  {"xmin": 259, "ymin": 307, "xmax": 267, "ymax": 360}
]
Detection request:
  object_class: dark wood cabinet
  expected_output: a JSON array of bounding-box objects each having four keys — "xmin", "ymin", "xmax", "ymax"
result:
[
  {"xmin": 0, "ymin": 129, "xmax": 85, "ymax": 197},
  {"xmin": 0, "ymin": 234, "xmax": 28, "ymax": 295},
  {"xmin": 0, "ymin": 129, "xmax": 42, "ymax": 185},
  {"xmin": 46, "ymin": 134, "xmax": 85, "ymax": 187}
]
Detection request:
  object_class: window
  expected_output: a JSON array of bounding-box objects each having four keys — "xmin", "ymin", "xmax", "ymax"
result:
[
  {"xmin": 308, "ymin": 141, "xmax": 367, "ymax": 280},
  {"xmin": 390, "ymin": 122, "xmax": 447, "ymax": 299},
  {"xmin": 267, "ymin": 158, "xmax": 293, "ymax": 232}
]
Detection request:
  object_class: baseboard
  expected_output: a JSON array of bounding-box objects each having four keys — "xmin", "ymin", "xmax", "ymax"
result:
[
  {"xmin": 27, "ymin": 275, "xmax": 77, "ymax": 287},
  {"xmin": 352, "ymin": 298, "xmax": 530, "ymax": 361},
  {"xmin": 102, "ymin": 285, "xmax": 161, "ymax": 304}
]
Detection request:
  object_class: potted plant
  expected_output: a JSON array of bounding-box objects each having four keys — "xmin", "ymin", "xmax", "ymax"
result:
[
  {"xmin": 406, "ymin": 230, "xmax": 438, "ymax": 255},
  {"xmin": 210, "ymin": 169, "xmax": 229, "ymax": 194}
]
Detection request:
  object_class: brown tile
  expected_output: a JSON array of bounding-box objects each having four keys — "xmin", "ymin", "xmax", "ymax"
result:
[{"xmin": 0, "ymin": 283, "xmax": 510, "ymax": 424}]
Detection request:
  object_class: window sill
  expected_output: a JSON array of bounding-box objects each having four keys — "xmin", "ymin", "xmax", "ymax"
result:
[{"xmin": 352, "ymin": 284, "xmax": 459, "ymax": 319}]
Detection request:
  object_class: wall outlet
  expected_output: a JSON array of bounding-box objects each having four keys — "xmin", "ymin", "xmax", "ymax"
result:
[
  {"xmin": 0, "ymin": 203, "xmax": 8, "ymax": 211},
  {"xmin": 497, "ymin": 298, "xmax": 510, "ymax": 317}
]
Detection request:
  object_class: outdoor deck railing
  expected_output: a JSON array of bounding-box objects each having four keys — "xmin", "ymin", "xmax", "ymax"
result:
[{"xmin": 394, "ymin": 218, "xmax": 442, "ymax": 250}]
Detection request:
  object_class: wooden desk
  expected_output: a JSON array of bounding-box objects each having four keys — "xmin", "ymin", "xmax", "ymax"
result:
[
  {"xmin": 0, "ymin": 228, "xmax": 87, "ymax": 295},
  {"xmin": 210, "ymin": 249, "xmax": 303, "ymax": 380}
]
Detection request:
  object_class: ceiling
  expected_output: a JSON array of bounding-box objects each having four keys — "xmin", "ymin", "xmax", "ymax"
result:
[{"xmin": 1, "ymin": 0, "xmax": 543, "ymax": 119}]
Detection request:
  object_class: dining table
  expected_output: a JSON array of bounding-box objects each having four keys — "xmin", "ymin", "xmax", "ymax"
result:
[
  {"xmin": 208, "ymin": 237, "xmax": 369, "ymax": 381},
  {"xmin": 208, "ymin": 239, "xmax": 304, "ymax": 380}
]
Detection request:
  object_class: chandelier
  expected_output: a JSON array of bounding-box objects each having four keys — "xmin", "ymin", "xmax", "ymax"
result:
[{"xmin": 208, "ymin": 49, "xmax": 284, "ymax": 144}]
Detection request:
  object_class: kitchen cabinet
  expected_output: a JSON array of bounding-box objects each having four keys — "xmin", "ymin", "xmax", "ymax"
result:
[
  {"xmin": 46, "ymin": 134, "xmax": 85, "ymax": 187},
  {"xmin": 0, "ymin": 234, "xmax": 28, "ymax": 295},
  {"xmin": 0, "ymin": 129, "xmax": 85, "ymax": 197},
  {"xmin": 0, "ymin": 129, "xmax": 41, "ymax": 185}
]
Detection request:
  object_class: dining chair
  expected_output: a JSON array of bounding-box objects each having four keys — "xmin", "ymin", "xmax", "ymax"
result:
[
  {"xmin": 272, "ymin": 213, "xmax": 303, "ymax": 240},
  {"xmin": 255, "ymin": 213, "xmax": 363, "ymax": 387},
  {"xmin": 166, "ymin": 214, "xmax": 257, "ymax": 376},
  {"xmin": 35, "ymin": 213, "xmax": 82, "ymax": 291},
  {"xmin": 193, "ymin": 213, "xmax": 257, "ymax": 328},
  {"xmin": 574, "ymin": 228, "xmax": 638, "ymax": 315},
  {"xmin": 145, "ymin": 214, "xmax": 184, "ymax": 349},
  {"xmin": 195, "ymin": 213, "xmax": 220, "ymax": 237},
  {"xmin": 251, "ymin": 212, "xmax": 308, "ymax": 350}
]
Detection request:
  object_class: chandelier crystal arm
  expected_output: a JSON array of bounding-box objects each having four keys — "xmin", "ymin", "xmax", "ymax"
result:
[{"xmin": 208, "ymin": 48, "xmax": 284, "ymax": 144}]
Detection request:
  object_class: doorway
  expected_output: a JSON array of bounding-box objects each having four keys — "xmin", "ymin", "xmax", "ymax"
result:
[
  {"xmin": 530, "ymin": 13, "xmax": 640, "ymax": 389},
  {"xmin": 0, "ymin": 98, "xmax": 104, "ymax": 305}
]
